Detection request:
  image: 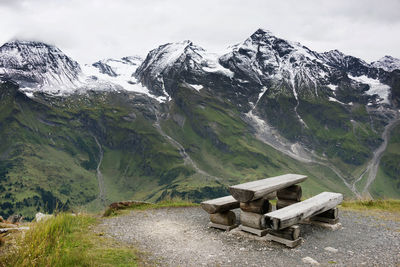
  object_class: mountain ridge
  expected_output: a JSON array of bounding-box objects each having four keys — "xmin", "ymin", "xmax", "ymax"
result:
[{"xmin": 0, "ymin": 29, "xmax": 399, "ymax": 219}]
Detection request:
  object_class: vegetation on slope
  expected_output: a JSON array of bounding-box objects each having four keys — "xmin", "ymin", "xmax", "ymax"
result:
[
  {"xmin": 1, "ymin": 80, "xmax": 397, "ymax": 220},
  {"xmin": 0, "ymin": 82, "xmax": 193, "ymax": 219},
  {"xmin": 370, "ymin": 123, "xmax": 400, "ymax": 198}
]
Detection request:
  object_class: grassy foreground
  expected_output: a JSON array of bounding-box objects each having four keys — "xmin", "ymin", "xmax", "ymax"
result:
[
  {"xmin": 0, "ymin": 213, "xmax": 138, "ymax": 267},
  {"xmin": 1, "ymin": 199, "xmax": 398, "ymax": 266}
]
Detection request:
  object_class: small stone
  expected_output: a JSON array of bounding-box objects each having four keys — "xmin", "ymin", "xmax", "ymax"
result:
[
  {"xmin": 7, "ymin": 214, "xmax": 23, "ymax": 224},
  {"xmin": 324, "ymin": 247, "xmax": 338, "ymax": 253},
  {"xmin": 302, "ymin": 257, "xmax": 320, "ymax": 265}
]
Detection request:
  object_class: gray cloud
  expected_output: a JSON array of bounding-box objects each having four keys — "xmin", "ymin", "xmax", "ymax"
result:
[{"xmin": 0, "ymin": 0, "xmax": 398, "ymax": 63}]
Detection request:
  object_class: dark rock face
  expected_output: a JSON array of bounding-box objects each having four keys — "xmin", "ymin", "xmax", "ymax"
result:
[
  {"xmin": 92, "ymin": 61, "xmax": 118, "ymax": 77},
  {"xmin": 0, "ymin": 40, "xmax": 82, "ymax": 89}
]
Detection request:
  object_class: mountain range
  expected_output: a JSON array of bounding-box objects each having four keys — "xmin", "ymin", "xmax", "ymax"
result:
[{"xmin": 1, "ymin": 29, "xmax": 399, "ymax": 219}]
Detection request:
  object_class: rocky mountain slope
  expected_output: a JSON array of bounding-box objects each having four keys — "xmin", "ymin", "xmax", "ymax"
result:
[{"xmin": 0, "ymin": 29, "xmax": 399, "ymax": 219}]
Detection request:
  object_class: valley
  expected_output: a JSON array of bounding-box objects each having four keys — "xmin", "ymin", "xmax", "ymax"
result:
[{"xmin": 0, "ymin": 29, "xmax": 399, "ymax": 219}]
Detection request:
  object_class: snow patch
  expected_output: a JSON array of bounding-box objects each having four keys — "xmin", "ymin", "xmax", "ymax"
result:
[
  {"xmin": 328, "ymin": 97, "xmax": 345, "ymax": 105},
  {"xmin": 201, "ymin": 52, "xmax": 234, "ymax": 77},
  {"xmin": 188, "ymin": 83, "xmax": 203, "ymax": 91},
  {"xmin": 255, "ymin": 86, "xmax": 268, "ymax": 105},
  {"xmin": 327, "ymin": 84, "xmax": 337, "ymax": 91},
  {"xmin": 349, "ymin": 75, "xmax": 390, "ymax": 104}
]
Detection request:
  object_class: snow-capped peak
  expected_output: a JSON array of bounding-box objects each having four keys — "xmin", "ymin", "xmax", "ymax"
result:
[
  {"xmin": 371, "ymin": 55, "xmax": 400, "ymax": 72},
  {"xmin": 81, "ymin": 55, "xmax": 165, "ymax": 101},
  {"xmin": 136, "ymin": 40, "xmax": 200, "ymax": 78},
  {"xmin": 0, "ymin": 40, "xmax": 82, "ymax": 94},
  {"xmin": 219, "ymin": 28, "xmax": 328, "ymax": 91}
]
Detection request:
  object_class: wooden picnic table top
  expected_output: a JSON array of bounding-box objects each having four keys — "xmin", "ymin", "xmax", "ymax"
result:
[{"xmin": 229, "ymin": 174, "xmax": 307, "ymax": 203}]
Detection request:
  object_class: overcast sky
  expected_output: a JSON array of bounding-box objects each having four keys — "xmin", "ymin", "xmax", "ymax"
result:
[{"xmin": 0, "ymin": 0, "xmax": 399, "ymax": 63}]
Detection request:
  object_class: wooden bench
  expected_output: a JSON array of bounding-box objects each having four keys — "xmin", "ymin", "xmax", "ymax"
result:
[
  {"xmin": 265, "ymin": 192, "xmax": 343, "ymax": 230},
  {"xmin": 201, "ymin": 195, "xmax": 240, "ymax": 231},
  {"xmin": 229, "ymin": 174, "xmax": 307, "ymax": 203},
  {"xmin": 201, "ymin": 175, "xmax": 343, "ymax": 248},
  {"xmin": 201, "ymin": 195, "xmax": 239, "ymax": 214},
  {"xmin": 264, "ymin": 192, "xmax": 343, "ymax": 247}
]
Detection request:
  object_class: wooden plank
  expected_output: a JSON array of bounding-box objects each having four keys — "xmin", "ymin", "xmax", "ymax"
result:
[
  {"xmin": 0, "ymin": 227, "xmax": 29, "ymax": 233},
  {"xmin": 277, "ymin": 185, "xmax": 302, "ymax": 201},
  {"xmin": 267, "ymin": 225, "xmax": 300, "ymax": 240},
  {"xmin": 276, "ymin": 199, "xmax": 299, "ymax": 210},
  {"xmin": 239, "ymin": 225, "xmax": 269, "ymax": 237},
  {"xmin": 265, "ymin": 234, "xmax": 302, "ymax": 248},
  {"xmin": 240, "ymin": 198, "xmax": 272, "ymax": 214},
  {"xmin": 229, "ymin": 174, "xmax": 307, "ymax": 202},
  {"xmin": 316, "ymin": 208, "xmax": 338, "ymax": 219},
  {"xmin": 240, "ymin": 211, "xmax": 266, "ymax": 229},
  {"xmin": 209, "ymin": 211, "xmax": 236, "ymax": 226},
  {"xmin": 310, "ymin": 216, "xmax": 339, "ymax": 224},
  {"xmin": 201, "ymin": 195, "xmax": 239, "ymax": 214},
  {"xmin": 208, "ymin": 222, "xmax": 238, "ymax": 231},
  {"xmin": 265, "ymin": 192, "xmax": 343, "ymax": 230}
]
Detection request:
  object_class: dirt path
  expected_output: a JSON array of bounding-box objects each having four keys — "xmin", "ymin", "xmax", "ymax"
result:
[
  {"xmin": 93, "ymin": 135, "xmax": 106, "ymax": 207},
  {"xmin": 99, "ymin": 207, "xmax": 400, "ymax": 266}
]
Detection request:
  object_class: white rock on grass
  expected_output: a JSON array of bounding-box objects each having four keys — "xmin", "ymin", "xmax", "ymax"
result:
[
  {"xmin": 324, "ymin": 247, "xmax": 338, "ymax": 253},
  {"xmin": 35, "ymin": 212, "xmax": 53, "ymax": 222},
  {"xmin": 302, "ymin": 257, "xmax": 320, "ymax": 265}
]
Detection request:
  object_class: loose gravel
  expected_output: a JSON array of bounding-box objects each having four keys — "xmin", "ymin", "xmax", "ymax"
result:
[{"xmin": 98, "ymin": 207, "xmax": 400, "ymax": 266}]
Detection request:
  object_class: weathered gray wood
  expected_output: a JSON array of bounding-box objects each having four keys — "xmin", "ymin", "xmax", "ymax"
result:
[
  {"xmin": 265, "ymin": 234, "xmax": 302, "ymax": 248},
  {"xmin": 265, "ymin": 192, "xmax": 343, "ymax": 230},
  {"xmin": 277, "ymin": 185, "xmax": 302, "ymax": 201},
  {"xmin": 229, "ymin": 174, "xmax": 307, "ymax": 202},
  {"xmin": 201, "ymin": 195, "xmax": 239, "ymax": 214},
  {"xmin": 315, "ymin": 207, "xmax": 338, "ymax": 219},
  {"xmin": 267, "ymin": 225, "xmax": 300, "ymax": 240},
  {"xmin": 276, "ymin": 199, "xmax": 299, "ymax": 210},
  {"xmin": 240, "ymin": 211, "xmax": 266, "ymax": 229},
  {"xmin": 264, "ymin": 192, "xmax": 277, "ymax": 200},
  {"xmin": 240, "ymin": 198, "xmax": 272, "ymax": 214},
  {"xmin": 208, "ymin": 222, "xmax": 238, "ymax": 231},
  {"xmin": 239, "ymin": 225, "xmax": 269, "ymax": 237},
  {"xmin": 209, "ymin": 211, "xmax": 236, "ymax": 226},
  {"xmin": 310, "ymin": 216, "xmax": 339, "ymax": 224}
]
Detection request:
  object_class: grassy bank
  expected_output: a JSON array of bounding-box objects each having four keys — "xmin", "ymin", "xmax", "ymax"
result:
[
  {"xmin": 0, "ymin": 213, "xmax": 138, "ymax": 267},
  {"xmin": 341, "ymin": 199, "xmax": 400, "ymax": 213}
]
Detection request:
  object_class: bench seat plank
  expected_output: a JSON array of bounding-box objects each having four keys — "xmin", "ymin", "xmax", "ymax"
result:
[
  {"xmin": 201, "ymin": 195, "xmax": 239, "ymax": 214},
  {"xmin": 229, "ymin": 174, "xmax": 307, "ymax": 203},
  {"xmin": 265, "ymin": 192, "xmax": 343, "ymax": 230}
]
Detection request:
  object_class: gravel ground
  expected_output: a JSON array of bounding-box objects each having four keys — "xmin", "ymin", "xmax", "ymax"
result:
[{"xmin": 99, "ymin": 207, "xmax": 400, "ymax": 266}]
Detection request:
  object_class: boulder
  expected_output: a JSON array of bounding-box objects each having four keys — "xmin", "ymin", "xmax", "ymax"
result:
[{"xmin": 35, "ymin": 212, "xmax": 53, "ymax": 222}]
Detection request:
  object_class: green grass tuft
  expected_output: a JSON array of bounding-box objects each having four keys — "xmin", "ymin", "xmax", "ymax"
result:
[{"xmin": 0, "ymin": 213, "xmax": 138, "ymax": 267}]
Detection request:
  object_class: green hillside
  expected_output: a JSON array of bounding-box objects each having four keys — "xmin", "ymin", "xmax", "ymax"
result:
[{"xmin": 1, "ymin": 81, "xmax": 398, "ymax": 219}]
